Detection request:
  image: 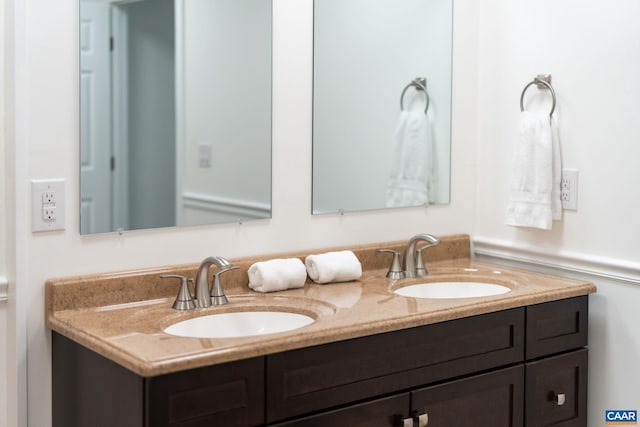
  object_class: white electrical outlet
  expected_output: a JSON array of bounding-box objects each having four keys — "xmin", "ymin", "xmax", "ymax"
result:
[
  {"xmin": 32, "ymin": 179, "xmax": 66, "ymax": 232},
  {"xmin": 43, "ymin": 207, "xmax": 56, "ymax": 221},
  {"xmin": 561, "ymin": 169, "xmax": 578, "ymax": 210}
]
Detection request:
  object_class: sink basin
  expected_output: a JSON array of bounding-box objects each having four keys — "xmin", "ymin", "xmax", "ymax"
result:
[
  {"xmin": 163, "ymin": 311, "xmax": 315, "ymax": 339},
  {"xmin": 393, "ymin": 281, "xmax": 511, "ymax": 299}
]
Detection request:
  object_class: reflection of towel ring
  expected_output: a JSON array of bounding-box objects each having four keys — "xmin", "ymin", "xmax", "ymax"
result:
[
  {"xmin": 520, "ymin": 74, "xmax": 556, "ymax": 117},
  {"xmin": 400, "ymin": 77, "xmax": 429, "ymax": 114}
]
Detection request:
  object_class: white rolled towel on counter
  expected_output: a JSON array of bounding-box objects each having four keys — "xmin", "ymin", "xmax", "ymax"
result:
[
  {"xmin": 305, "ymin": 250, "xmax": 362, "ymax": 284},
  {"xmin": 248, "ymin": 258, "xmax": 307, "ymax": 293}
]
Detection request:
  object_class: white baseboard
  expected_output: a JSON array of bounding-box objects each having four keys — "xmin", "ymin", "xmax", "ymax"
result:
[
  {"xmin": 181, "ymin": 191, "xmax": 271, "ymax": 220},
  {"xmin": 473, "ymin": 237, "xmax": 640, "ymax": 285}
]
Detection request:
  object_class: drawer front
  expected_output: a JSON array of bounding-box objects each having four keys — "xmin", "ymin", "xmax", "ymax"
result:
[
  {"xmin": 146, "ymin": 357, "xmax": 265, "ymax": 427},
  {"xmin": 411, "ymin": 365, "xmax": 525, "ymax": 427},
  {"xmin": 525, "ymin": 349, "xmax": 588, "ymax": 427},
  {"xmin": 266, "ymin": 308, "xmax": 524, "ymax": 422},
  {"xmin": 268, "ymin": 393, "xmax": 410, "ymax": 427},
  {"xmin": 526, "ymin": 296, "xmax": 588, "ymax": 360}
]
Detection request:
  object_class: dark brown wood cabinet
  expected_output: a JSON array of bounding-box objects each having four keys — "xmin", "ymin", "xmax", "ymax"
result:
[
  {"xmin": 410, "ymin": 365, "xmax": 524, "ymax": 427},
  {"xmin": 270, "ymin": 366, "xmax": 525, "ymax": 427},
  {"xmin": 52, "ymin": 296, "xmax": 589, "ymax": 427},
  {"xmin": 525, "ymin": 349, "xmax": 588, "ymax": 427}
]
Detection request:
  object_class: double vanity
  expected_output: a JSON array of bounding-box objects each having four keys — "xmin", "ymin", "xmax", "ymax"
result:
[{"xmin": 46, "ymin": 235, "xmax": 595, "ymax": 426}]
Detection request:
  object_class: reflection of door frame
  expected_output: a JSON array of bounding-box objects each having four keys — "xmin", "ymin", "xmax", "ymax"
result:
[
  {"xmin": 111, "ymin": 3, "xmax": 130, "ymax": 231},
  {"xmin": 174, "ymin": 0, "xmax": 186, "ymax": 226},
  {"xmin": 80, "ymin": 1, "xmax": 113, "ymax": 234}
]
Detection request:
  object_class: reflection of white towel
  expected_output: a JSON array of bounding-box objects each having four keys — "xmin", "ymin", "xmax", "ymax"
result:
[
  {"xmin": 505, "ymin": 112, "xmax": 562, "ymax": 230},
  {"xmin": 305, "ymin": 251, "xmax": 362, "ymax": 284},
  {"xmin": 386, "ymin": 111, "xmax": 433, "ymax": 207},
  {"xmin": 248, "ymin": 258, "xmax": 307, "ymax": 293}
]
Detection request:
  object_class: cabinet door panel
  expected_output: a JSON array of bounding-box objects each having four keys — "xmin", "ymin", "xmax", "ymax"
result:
[
  {"xmin": 146, "ymin": 357, "xmax": 265, "ymax": 427},
  {"xmin": 268, "ymin": 393, "xmax": 410, "ymax": 427},
  {"xmin": 525, "ymin": 349, "xmax": 588, "ymax": 427},
  {"xmin": 411, "ymin": 365, "xmax": 524, "ymax": 427},
  {"xmin": 267, "ymin": 308, "xmax": 524, "ymax": 421},
  {"xmin": 526, "ymin": 296, "xmax": 588, "ymax": 359},
  {"xmin": 52, "ymin": 333, "xmax": 144, "ymax": 427}
]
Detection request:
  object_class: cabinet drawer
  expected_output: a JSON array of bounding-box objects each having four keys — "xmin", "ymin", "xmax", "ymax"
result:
[
  {"xmin": 526, "ymin": 296, "xmax": 588, "ymax": 360},
  {"xmin": 525, "ymin": 349, "xmax": 588, "ymax": 427},
  {"xmin": 146, "ymin": 357, "xmax": 265, "ymax": 427},
  {"xmin": 266, "ymin": 308, "xmax": 524, "ymax": 422},
  {"xmin": 268, "ymin": 393, "xmax": 410, "ymax": 427},
  {"xmin": 411, "ymin": 365, "xmax": 524, "ymax": 427}
]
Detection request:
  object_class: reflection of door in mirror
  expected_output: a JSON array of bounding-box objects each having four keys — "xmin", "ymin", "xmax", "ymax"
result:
[
  {"xmin": 79, "ymin": 0, "xmax": 272, "ymax": 235},
  {"xmin": 312, "ymin": 0, "xmax": 452, "ymax": 215},
  {"xmin": 80, "ymin": 0, "xmax": 176, "ymax": 234},
  {"xmin": 80, "ymin": 1, "xmax": 114, "ymax": 234}
]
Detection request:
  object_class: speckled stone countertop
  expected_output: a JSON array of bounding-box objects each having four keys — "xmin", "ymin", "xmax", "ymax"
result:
[{"xmin": 45, "ymin": 235, "xmax": 596, "ymax": 377}]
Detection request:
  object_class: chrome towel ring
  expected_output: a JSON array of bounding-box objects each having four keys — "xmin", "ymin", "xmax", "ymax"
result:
[
  {"xmin": 520, "ymin": 74, "xmax": 556, "ymax": 117},
  {"xmin": 400, "ymin": 77, "xmax": 429, "ymax": 114}
]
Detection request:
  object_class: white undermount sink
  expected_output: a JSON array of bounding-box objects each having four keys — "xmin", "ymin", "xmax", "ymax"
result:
[
  {"xmin": 163, "ymin": 311, "xmax": 315, "ymax": 339},
  {"xmin": 393, "ymin": 281, "xmax": 511, "ymax": 299}
]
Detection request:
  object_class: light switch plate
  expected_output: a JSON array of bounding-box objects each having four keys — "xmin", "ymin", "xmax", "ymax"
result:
[{"xmin": 31, "ymin": 178, "xmax": 66, "ymax": 232}]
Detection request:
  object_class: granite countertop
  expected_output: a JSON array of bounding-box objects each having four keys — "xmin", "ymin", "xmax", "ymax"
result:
[{"xmin": 45, "ymin": 235, "xmax": 596, "ymax": 377}]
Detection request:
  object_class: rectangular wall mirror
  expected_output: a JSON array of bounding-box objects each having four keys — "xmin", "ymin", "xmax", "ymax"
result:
[
  {"xmin": 312, "ymin": 0, "xmax": 452, "ymax": 214},
  {"xmin": 79, "ymin": 0, "xmax": 272, "ymax": 234}
]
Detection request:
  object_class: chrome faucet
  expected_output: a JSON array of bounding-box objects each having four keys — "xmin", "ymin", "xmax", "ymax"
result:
[
  {"xmin": 402, "ymin": 233, "xmax": 440, "ymax": 278},
  {"xmin": 194, "ymin": 256, "xmax": 238, "ymax": 308}
]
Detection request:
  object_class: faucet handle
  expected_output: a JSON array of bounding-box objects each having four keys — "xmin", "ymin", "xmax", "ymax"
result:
[
  {"xmin": 210, "ymin": 265, "xmax": 239, "ymax": 306},
  {"xmin": 377, "ymin": 249, "xmax": 405, "ymax": 280},
  {"xmin": 160, "ymin": 274, "xmax": 196, "ymax": 311},
  {"xmin": 415, "ymin": 241, "xmax": 439, "ymax": 277}
]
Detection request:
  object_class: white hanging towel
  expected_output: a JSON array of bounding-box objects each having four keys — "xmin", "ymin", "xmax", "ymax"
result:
[
  {"xmin": 505, "ymin": 111, "xmax": 562, "ymax": 230},
  {"xmin": 385, "ymin": 111, "xmax": 433, "ymax": 207}
]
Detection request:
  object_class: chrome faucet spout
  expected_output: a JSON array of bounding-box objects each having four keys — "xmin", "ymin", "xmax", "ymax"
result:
[
  {"xmin": 402, "ymin": 233, "xmax": 440, "ymax": 278},
  {"xmin": 194, "ymin": 256, "xmax": 233, "ymax": 308}
]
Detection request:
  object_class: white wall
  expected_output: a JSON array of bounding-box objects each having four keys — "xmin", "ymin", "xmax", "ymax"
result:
[
  {"xmin": 4, "ymin": 0, "xmax": 479, "ymax": 425},
  {"xmin": 1, "ymin": 0, "xmax": 8, "ymax": 424},
  {"xmin": 313, "ymin": 0, "xmax": 452, "ymax": 213},
  {"xmin": 474, "ymin": 0, "xmax": 640, "ymax": 423},
  {"xmin": 475, "ymin": 0, "xmax": 640, "ymax": 261}
]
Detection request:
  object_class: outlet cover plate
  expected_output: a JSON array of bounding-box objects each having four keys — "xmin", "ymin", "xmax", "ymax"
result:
[{"xmin": 32, "ymin": 178, "xmax": 66, "ymax": 232}]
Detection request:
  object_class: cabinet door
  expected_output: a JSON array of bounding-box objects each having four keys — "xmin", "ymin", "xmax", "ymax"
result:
[
  {"xmin": 411, "ymin": 365, "xmax": 524, "ymax": 427},
  {"xmin": 525, "ymin": 349, "xmax": 587, "ymax": 427},
  {"xmin": 268, "ymin": 393, "xmax": 410, "ymax": 427},
  {"xmin": 146, "ymin": 357, "xmax": 265, "ymax": 427}
]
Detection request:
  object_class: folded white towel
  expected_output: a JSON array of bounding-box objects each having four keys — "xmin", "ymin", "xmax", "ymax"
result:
[
  {"xmin": 305, "ymin": 251, "xmax": 362, "ymax": 284},
  {"xmin": 385, "ymin": 111, "xmax": 433, "ymax": 207},
  {"xmin": 248, "ymin": 258, "xmax": 307, "ymax": 293},
  {"xmin": 505, "ymin": 111, "xmax": 562, "ymax": 230}
]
